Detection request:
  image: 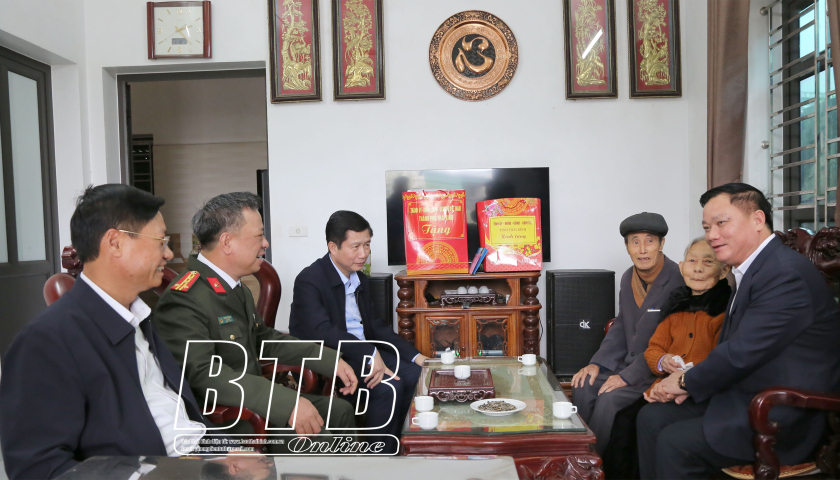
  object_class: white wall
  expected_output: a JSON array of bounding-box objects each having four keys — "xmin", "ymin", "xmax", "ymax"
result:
[
  {"xmin": 3, "ymin": 0, "xmax": 711, "ymax": 356},
  {"xmin": 269, "ymin": 0, "xmax": 708, "ymax": 354},
  {"xmin": 0, "ymin": 0, "xmax": 89, "ymax": 252}
]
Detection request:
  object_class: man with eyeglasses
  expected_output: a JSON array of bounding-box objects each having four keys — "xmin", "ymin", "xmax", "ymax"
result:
[{"xmin": 0, "ymin": 184, "xmax": 222, "ymax": 480}]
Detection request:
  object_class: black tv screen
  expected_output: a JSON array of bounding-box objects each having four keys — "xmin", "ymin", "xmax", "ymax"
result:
[{"xmin": 385, "ymin": 168, "xmax": 550, "ymax": 266}]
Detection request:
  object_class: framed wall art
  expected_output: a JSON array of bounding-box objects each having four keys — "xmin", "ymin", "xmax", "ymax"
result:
[
  {"xmin": 331, "ymin": 0, "xmax": 385, "ymax": 100},
  {"xmin": 268, "ymin": 0, "xmax": 322, "ymax": 103},
  {"xmin": 562, "ymin": 0, "xmax": 618, "ymax": 99},
  {"xmin": 429, "ymin": 11, "xmax": 518, "ymax": 102},
  {"xmin": 627, "ymin": 0, "xmax": 682, "ymax": 98}
]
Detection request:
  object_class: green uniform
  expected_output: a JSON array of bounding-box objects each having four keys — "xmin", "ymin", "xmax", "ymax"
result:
[{"xmin": 153, "ymin": 255, "xmax": 354, "ymax": 440}]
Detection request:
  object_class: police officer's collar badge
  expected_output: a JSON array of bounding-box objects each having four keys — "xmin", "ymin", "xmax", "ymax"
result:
[{"xmin": 206, "ymin": 277, "xmax": 226, "ymax": 294}]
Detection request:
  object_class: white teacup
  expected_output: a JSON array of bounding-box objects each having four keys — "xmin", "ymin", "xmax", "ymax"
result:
[
  {"xmin": 518, "ymin": 354, "xmax": 537, "ymax": 366},
  {"xmin": 553, "ymin": 401, "xmax": 578, "ymax": 419},
  {"xmin": 415, "ymin": 395, "xmax": 434, "ymax": 412},
  {"xmin": 454, "ymin": 365, "xmax": 471, "ymax": 379},
  {"xmin": 412, "ymin": 411, "xmax": 439, "ymax": 430},
  {"xmin": 440, "ymin": 350, "xmax": 455, "ymax": 364},
  {"xmin": 518, "ymin": 366, "xmax": 537, "ymax": 376}
]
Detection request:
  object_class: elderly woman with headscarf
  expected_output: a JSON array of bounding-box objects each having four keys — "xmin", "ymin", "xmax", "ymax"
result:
[{"xmin": 572, "ymin": 212, "xmax": 684, "ymax": 455}]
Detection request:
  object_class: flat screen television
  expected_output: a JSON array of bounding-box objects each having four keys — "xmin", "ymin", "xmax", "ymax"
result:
[{"xmin": 385, "ymin": 168, "xmax": 550, "ymax": 266}]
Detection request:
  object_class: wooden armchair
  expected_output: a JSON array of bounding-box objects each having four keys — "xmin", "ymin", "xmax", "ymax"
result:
[
  {"xmin": 733, "ymin": 228, "xmax": 840, "ymax": 480},
  {"xmin": 43, "ymin": 246, "xmax": 328, "ymax": 452}
]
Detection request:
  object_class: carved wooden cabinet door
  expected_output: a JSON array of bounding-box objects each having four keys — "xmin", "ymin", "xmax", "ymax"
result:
[
  {"xmin": 422, "ymin": 314, "xmax": 469, "ymax": 358},
  {"xmin": 471, "ymin": 313, "xmax": 516, "ymax": 357}
]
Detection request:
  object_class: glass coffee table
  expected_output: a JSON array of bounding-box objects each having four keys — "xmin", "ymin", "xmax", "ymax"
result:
[{"xmin": 401, "ymin": 357, "xmax": 603, "ymax": 480}]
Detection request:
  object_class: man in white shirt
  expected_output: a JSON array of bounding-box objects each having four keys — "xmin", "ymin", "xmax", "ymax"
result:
[
  {"xmin": 637, "ymin": 183, "xmax": 840, "ymax": 479},
  {"xmin": 0, "ymin": 184, "xmax": 218, "ymax": 480}
]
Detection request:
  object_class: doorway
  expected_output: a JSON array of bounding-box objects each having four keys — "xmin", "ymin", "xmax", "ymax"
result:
[
  {"xmin": 119, "ymin": 70, "xmax": 270, "ymax": 305},
  {"xmin": 0, "ymin": 46, "xmax": 59, "ymax": 355}
]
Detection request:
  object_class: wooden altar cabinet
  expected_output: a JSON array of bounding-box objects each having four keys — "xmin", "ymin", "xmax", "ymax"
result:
[{"xmin": 394, "ymin": 270, "xmax": 541, "ymax": 358}]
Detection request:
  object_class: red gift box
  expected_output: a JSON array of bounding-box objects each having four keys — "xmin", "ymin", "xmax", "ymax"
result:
[
  {"xmin": 403, "ymin": 190, "xmax": 469, "ymax": 275},
  {"xmin": 477, "ymin": 198, "xmax": 542, "ymax": 272}
]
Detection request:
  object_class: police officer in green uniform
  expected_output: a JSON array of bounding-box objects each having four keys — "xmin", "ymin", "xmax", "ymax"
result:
[{"xmin": 154, "ymin": 192, "xmax": 358, "ymax": 451}]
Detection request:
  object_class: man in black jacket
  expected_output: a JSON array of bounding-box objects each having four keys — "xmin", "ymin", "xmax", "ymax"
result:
[
  {"xmin": 638, "ymin": 183, "xmax": 840, "ymax": 479},
  {"xmin": 0, "ymin": 185, "xmax": 220, "ymax": 480},
  {"xmin": 289, "ymin": 211, "xmax": 427, "ymax": 452}
]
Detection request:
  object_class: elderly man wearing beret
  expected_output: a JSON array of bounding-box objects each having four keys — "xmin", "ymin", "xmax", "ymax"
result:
[{"xmin": 571, "ymin": 212, "xmax": 685, "ymax": 456}]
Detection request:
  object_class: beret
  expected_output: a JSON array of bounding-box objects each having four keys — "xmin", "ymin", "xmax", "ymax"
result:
[{"xmin": 620, "ymin": 212, "xmax": 668, "ymax": 238}]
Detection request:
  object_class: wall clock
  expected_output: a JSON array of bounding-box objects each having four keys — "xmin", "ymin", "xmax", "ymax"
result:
[{"xmin": 147, "ymin": 1, "xmax": 212, "ymax": 59}]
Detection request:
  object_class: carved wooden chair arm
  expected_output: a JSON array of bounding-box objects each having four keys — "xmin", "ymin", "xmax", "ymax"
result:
[
  {"xmin": 204, "ymin": 405, "xmax": 267, "ymax": 452},
  {"xmin": 750, "ymin": 387, "xmax": 840, "ymax": 480}
]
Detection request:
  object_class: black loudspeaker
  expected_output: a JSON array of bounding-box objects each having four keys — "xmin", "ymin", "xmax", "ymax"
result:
[
  {"xmin": 367, "ymin": 272, "xmax": 394, "ymax": 328},
  {"xmin": 546, "ymin": 269, "xmax": 615, "ymax": 379}
]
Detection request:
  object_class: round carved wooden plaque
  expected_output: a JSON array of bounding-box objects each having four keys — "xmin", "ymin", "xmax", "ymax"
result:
[{"xmin": 429, "ymin": 11, "xmax": 518, "ymax": 101}]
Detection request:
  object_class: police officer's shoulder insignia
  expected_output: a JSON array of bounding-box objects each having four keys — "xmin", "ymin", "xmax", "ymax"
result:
[
  {"xmin": 171, "ymin": 271, "xmax": 200, "ymax": 292},
  {"xmin": 207, "ymin": 277, "xmax": 226, "ymax": 294},
  {"xmin": 218, "ymin": 315, "xmax": 233, "ymax": 325}
]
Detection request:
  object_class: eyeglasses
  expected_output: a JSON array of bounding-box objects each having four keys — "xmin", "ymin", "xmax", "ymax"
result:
[{"xmin": 118, "ymin": 230, "xmax": 170, "ymax": 250}]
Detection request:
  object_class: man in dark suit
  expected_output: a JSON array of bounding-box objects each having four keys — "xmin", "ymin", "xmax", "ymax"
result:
[
  {"xmin": 289, "ymin": 211, "xmax": 427, "ymax": 453},
  {"xmin": 0, "ymin": 185, "xmax": 219, "ymax": 480},
  {"xmin": 638, "ymin": 183, "xmax": 840, "ymax": 479}
]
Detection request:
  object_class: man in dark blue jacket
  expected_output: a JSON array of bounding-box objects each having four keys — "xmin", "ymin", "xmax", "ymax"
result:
[
  {"xmin": 638, "ymin": 183, "xmax": 840, "ymax": 479},
  {"xmin": 289, "ymin": 211, "xmax": 427, "ymax": 453},
  {"xmin": 0, "ymin": 185, "xmax": 220, "ymax": 479}
]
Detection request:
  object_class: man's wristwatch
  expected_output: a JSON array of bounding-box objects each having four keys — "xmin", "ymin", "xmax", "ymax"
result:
[{"xmin": 678, "ymin": 372, "xmax": 686, "ymax": 390}]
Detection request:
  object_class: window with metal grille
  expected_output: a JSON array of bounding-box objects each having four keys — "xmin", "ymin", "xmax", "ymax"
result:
[{"xmin": 766, "ymin": 0, "xmax": 837, "ymax": 231}]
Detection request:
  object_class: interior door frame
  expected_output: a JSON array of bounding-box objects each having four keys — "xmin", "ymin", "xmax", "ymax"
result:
[
  {"xmin": 115, "ymin": 68, "xmax": 271, "ymax": 259},
  {"xmin": 0, "ymin": 45, "xmax": 59, "ymax": 280},
  {"xmin": 116, "ymin": 68, "xmax": 267, "ymax": 186}
]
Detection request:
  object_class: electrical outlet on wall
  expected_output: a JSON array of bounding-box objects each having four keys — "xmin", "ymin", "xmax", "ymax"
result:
[{"xmin": 289, "ymin": 225, "xmax": 308, "ymax": 237}]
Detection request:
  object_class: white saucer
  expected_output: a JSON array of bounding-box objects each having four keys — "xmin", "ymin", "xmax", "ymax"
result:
[{"xmin": 470, "ymin": 398, "xmax": 526, "ymax": 416}]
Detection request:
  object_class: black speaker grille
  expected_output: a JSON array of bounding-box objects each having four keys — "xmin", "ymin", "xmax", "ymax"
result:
[{"xmin": 546, "ymin": 270, "xmax": 615, "ymax": 377}]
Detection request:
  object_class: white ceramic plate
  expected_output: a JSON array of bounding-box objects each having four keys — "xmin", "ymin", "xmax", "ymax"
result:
[{"xmin": 470, "ymin": 398, "xmax": 527, "ymax": 416}]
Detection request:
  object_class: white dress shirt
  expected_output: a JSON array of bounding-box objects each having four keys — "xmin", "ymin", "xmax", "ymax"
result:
[
  {"xmin": 729, "ymin": 233, "xmax": 776, "ymax": 312},
  {"xmin": 328, "ymin": 256, "xmax": 420, "ymax": 363},
  {"xmin": 79, "ymin": 273, "xmax": 206, "ymax": 456},
  {"xmin": 329, "ymin": 256, "xmax": 366, "ymax": 341}
]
